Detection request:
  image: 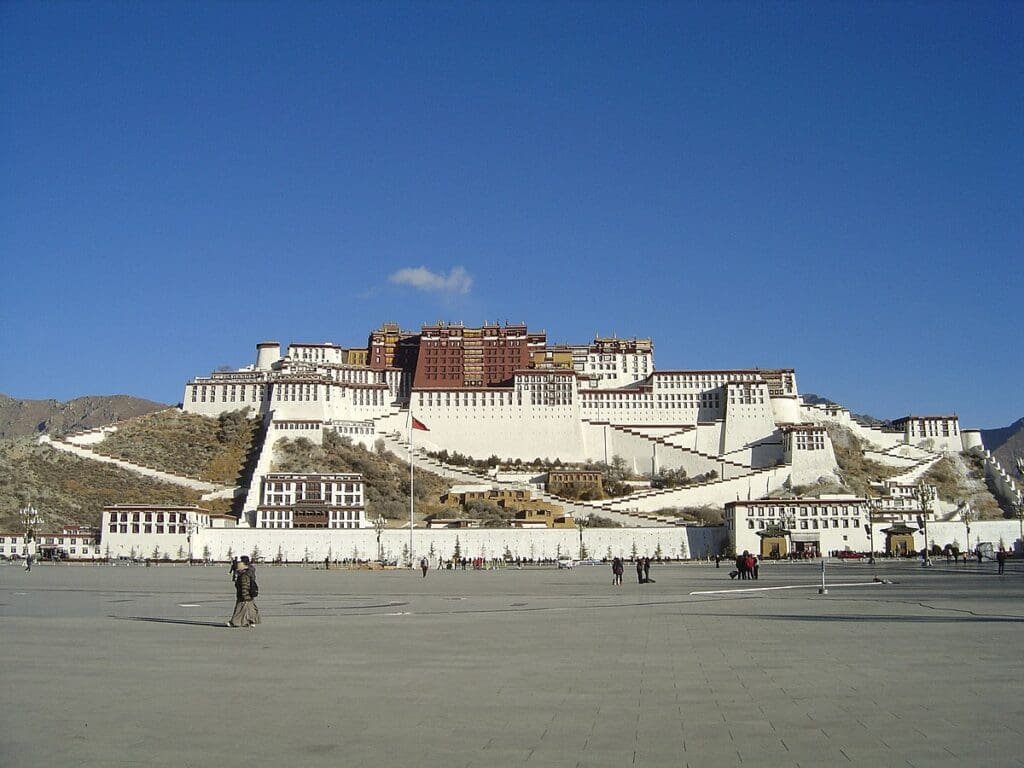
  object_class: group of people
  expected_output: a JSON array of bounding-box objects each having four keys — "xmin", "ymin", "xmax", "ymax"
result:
[
  {"xmin": 730, "ymin": 551, "xmax": 759, "ymax": 580},
  {"xmin": 227, "ymin": 555, "xmax": 260, "ymax": 627},
  {"xmin": 610, "ymin": 556, "xmax": 655, "ymax": 586}
]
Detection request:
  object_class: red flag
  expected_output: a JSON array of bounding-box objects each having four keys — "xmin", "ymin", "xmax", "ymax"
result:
[{"xmin": 411, "ymin": 416, "xmax": 429, "ymax": 431}]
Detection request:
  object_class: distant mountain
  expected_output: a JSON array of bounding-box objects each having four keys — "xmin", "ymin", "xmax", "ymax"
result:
[
  {"xmin": 0, "ymin": 394, "xmax": 168, "ymax": 439},
  {"xmin": 982, "ymin": 417, "xmax": 1024, "ymax": 482},
  {"xmin": 801, "ymin": 393, "xmax": 889, "ymax": 427}
]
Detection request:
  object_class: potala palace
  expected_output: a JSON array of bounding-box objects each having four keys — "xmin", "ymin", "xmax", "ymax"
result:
[{"xmin": 25, "ymin": 321, "xmax": 1023, "ymax": 565}]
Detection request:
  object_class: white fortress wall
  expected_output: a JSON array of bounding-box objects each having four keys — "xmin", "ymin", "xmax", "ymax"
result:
[
  {"xmin": 597, "ymin": 465, "xmax": 790, "ymax": 514},
  {"xmin": 695, "ymin": 422, "xmax": 726, "ymax": 455},
  {"xmin": 95, "ymin": 518, "xmax": 1021, "ymax": 565},
  {"xmin": 769, "ymin": 395, "xmax": 801, "ymax": 425},
  {"xmin": 980, "ymin": 450, "xmax": 1021, "ymax": 509},
  {"xmin": 928, "ymin": 520, "xmax": 1022, "ymax": 553},
  {"xmin": 408, "ymin": 399, "xmax": 589, "ymax": 462},
  {"xmin": 961, "ymin": 429, "xmax": 983, "ymax": 452},
  {"xmin": 97, "ymin": 525, "xmax": 728, "ymax": 563},
  {"xmin": 721, "ymin": 383, "xmax": 777, "ymax": 455},
  {"xmin": 788, "ymin": 441, "xmax": 841, "ymax": 486},
  {"xmin": 862, "ymin": 450, "xmax": 919, "ymax": 469},
  {"xmin": 593, "ymin": 424, "xmax": 745, "ymax": 480}
]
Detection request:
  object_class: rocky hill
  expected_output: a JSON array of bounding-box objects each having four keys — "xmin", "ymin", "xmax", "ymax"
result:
[{"xmin": 0, "ymin": 394, "xmax": 168, "ymax": 439}]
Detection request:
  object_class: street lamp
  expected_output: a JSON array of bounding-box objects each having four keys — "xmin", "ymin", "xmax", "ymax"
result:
[
  {"xmin": 18, "ymin": 504, "xmax": 41, "ymax": 539},
  {"xmin": 185, "ymin": 514, "xmax": 201, "ymax": 566},
  {"xmin": 374, "ymin": 515, "xmax": 386, "ymax": 562},
  {"xmin": 576, "ymin": 515, "xmax": 589, "ymax": 560},
  {"xmin": 961, "ymin": 502, "xmax": 974, "ymax": 562},
  {"xmin": 866, "ymin": 495, "xmax": 880, "ymax": 565},
  {"xmin": 915, "ymin": 482, "xmax": 934, "ymax": 567},
  {"xmin": 1015, "ymin": 494, "xmax": 1023, "ymax": 557}
]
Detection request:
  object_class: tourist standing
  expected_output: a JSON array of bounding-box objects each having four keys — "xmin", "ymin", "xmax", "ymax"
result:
[
  {"xmin": 752, "ymin": 555, "xmax": 760, "ymax": 580},
  {"xmin": 24, "ymin": 537, "xmax": 37, "ymax": 572},
  {"xmin": 636, "ymin": 557, "xmax": 645, "ymax": 584},
  {"xmin": 612, "ymin": 557, "xmax": 623, "ymax": 586},
  {"xmin": 227, "ymin": 559, "xmax": 261, "ymax": 627},
  {"xmin": 420, "ymin": 556, "xmax": 429, "ymax": 577},
  {"xmin": 643, "ymin": 556, "xmax": 652, "ymax": 584},
  {"xmin": 997, "ymin": 549, "xmax": 1006, "ymax": 575}
]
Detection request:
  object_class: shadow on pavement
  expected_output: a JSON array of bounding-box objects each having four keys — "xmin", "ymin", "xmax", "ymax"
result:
[
  {"xmin": 116, "ymin": 616, "xmax": 228, "ymax": 628},
  {"xmin": 709, "ymin": 613, "xmax": 1024, "ymax": 623}
]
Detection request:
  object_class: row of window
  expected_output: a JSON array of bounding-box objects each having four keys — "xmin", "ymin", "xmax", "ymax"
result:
[
  {"xmin": 192, "ymin": 384, "xmax": 268, "ymax": 403},
  {"xmin": 109, "ymin": 511, "xmax": 194, "ymax": 523},
  {"xmin": 0, "ymin": 536, "xmax": 96, "ymax": 545},
  {"xmin": 749, "ymin": 518, "xmax": 860, "ymax": 530},
  {"xmin": 108, "ymin": 524, "xmax": 189, "ymax": 534},
  {"xmin": 0, "ymin": 545, "xmax": 99, "ymax": 554},
  {"xmin": 738, "ymin": 505, "xmax": 866, "ymax": 517},
  {"xmin": 655, "ymin": 373, "xmax": 762, "ymax": 387},
  {"xmin": 793, "ymin": 434, "xmax": 826, "ymax": 450}
]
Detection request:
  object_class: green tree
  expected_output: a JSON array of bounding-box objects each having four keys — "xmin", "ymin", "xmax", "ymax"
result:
[{"xmin": 453, "ymin": 536, "xmax": 462, "ymax": 561}]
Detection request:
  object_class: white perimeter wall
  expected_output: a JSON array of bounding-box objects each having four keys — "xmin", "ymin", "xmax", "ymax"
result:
[{"xmin": 99, "ymin": 525, "xmax": 728, "ymax": 563}]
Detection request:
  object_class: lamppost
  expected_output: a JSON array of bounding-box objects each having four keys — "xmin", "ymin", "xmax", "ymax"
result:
[
  {"xmin": 185, "ymin": 513, "xmax": 201, "ymax": 566},
  {"xmin": 19, "ymin": 504, "xmax": 41, "ymax": 539},
  {"xmin": 962, "ymin": 502, "xmax": 973, "ymax": 561},
  {"xmin": 576, "ymin": 515, "xmax": 589, "ymax": 560},
  {"xmin": 867, "ymin": 495, "xmax": 880, "ymax": 565},
  {"xmin": 374, "ymin": 515, "xmax": 386, "ymax": 562},
  {"xmin": 915, "ymin": 482, "xmax": 934, "ymax": 567},
  {"xmin": 1015, "ymin": 494, "xmax": 1023, "ymax": 557}
]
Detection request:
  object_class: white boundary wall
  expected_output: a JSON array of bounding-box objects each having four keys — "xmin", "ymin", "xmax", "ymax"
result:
[{"xmin": 99, "ymin": 525, "xmax": 729, "ymax": 564}]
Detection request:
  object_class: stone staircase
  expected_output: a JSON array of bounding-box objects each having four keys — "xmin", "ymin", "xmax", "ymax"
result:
[{"xmin": 39, "ymin": 434, "xmax": 229, "ymax": 493}]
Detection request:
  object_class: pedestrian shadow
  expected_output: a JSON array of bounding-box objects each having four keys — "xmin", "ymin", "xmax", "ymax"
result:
[{"xmin": 115, "ymin": 616, "xmax": 228, "ymax": 628}]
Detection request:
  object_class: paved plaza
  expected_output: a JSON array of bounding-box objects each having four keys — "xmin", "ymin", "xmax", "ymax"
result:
[{"xmin": 2, "ymin": 558, "xmax": 1022, "ymax": 767}]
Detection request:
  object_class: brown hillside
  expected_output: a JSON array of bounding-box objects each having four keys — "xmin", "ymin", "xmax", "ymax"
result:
[
  {"xmin": 0, "ymin": 394, "xmax": 168, "ymax": 439},
  {"xmin": 0, "ymin": 438, "xmax": 216, "ymax": 531},
  {"xmin": 95, "ymin": 409, "xmax": 261, "ymax": 485}
]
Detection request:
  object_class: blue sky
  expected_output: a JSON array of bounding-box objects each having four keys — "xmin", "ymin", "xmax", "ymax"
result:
[{"xmin": 2, "ymin": 2, "xmax": 1021, "ymax": 428}]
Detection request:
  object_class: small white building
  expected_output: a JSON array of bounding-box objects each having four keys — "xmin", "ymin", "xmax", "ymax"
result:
[
  {"xmin": 0, "ymin": 527, "xmax": 102, "ymax": 560},
  {"xmin": 101, "ymin": 505, "xmax": 212, "ymax": 560},
  {"xmin": 892, "ymin": 415, "xmax": 961, "ymax": 452},
  {"xmin": 725, "ymin": 496, "xmax": 871, "ymax": 558}
]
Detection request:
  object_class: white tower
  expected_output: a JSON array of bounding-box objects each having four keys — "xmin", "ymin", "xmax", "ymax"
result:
[{"xmin": 255, "ymin": 341, "xmax": 281, "ymax": 371}]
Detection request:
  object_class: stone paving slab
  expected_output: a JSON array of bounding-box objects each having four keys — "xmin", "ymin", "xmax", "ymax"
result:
[{"xmin": 1, "ymin": 559, "xmax": 1023, "ymax": 767}]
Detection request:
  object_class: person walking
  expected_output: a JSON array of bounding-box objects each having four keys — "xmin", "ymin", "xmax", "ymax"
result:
[
  {"xmin": 420, "ymin": 556, "xmax": 429, "ymax": 577},
  {"xmin": 752, "ymin": 554, "xmax": 760, "ymax": 580},
  {"xmin": 636, "ymin": 556, "xmax": 645, "ymax": 584},
  {"xmin": 643, "ymin": 556, "xmax": 653, "ymax": 584},
  {"xmin": 24, "ymin": 537, "xmax": 37, "ymax": 572},
  {"xmin": 612, "ymin": 557, "xmax": 623, "ymax": 586},
  {"xmin": 997, "ymin": 549, "xmax": 1006, "ymax": 575},
  {"xmin": 227, "ymin": 559, "xmax": 261, "ymax": 628}
]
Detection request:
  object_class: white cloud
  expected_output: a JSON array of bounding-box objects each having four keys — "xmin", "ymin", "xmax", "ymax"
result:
[{"xmin": 389, "ymin": 266, "xmax": 473, "ymax": 295}]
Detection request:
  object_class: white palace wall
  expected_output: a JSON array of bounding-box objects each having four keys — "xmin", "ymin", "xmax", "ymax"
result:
[{"xmin": 99, "ymin": 525, "xmax": 729, "ymax": 564}]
